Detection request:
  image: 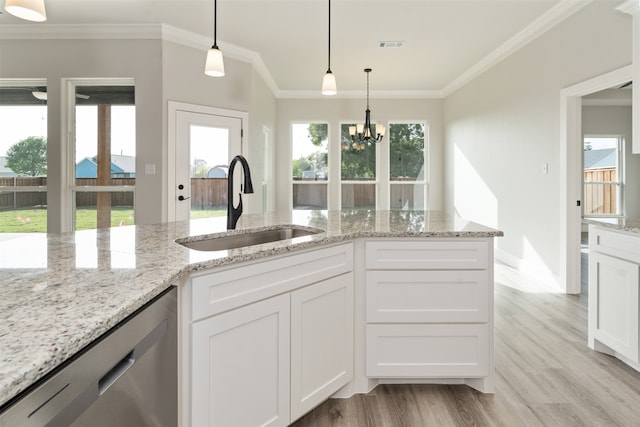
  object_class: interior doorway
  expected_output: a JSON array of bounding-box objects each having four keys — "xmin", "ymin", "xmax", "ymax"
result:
[{"xmin": 560, "ymin": 65, "xmax": 632, "ymax": 294}]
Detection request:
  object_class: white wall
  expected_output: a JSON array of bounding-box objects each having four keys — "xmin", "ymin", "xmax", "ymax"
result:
[
  {"xmin": 443, "ymin": 1, "xmax": 632, "ymax": 285},
  {"xmin": 582, "ymin": 105, "xmax": 640, "ymax": 219},
  {"xmin": 0, "ymin": 36, "xmax": 276, "ymax": 228},
  {"xmin": 275, "ymin": 98, "xmax": 443, "ymax": 212}
]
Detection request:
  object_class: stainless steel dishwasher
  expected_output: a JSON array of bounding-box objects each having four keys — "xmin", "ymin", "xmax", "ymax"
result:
[{"xmin": 0, "ymin": 286, "xmax": 177, "ymax": 427}]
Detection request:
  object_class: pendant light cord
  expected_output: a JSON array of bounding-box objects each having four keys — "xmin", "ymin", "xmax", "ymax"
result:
[
  {"xmin": 327, "ymin": 0, "xmax": 331, "ymax": 73},
  {"xmin": 213, "ymin": 0, "xmax": 218, "ymax": 48}
]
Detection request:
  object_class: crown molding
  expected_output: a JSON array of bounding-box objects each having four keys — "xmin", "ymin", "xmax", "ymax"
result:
[
  {"xmin": 615, "ymin": 0, "xmax": 639, "ymax": 14},
  {"xmin": 0, "ymin": 1, "xmax": 594, "ymax": 101},
  {"xmin": 441, "ymin": 0, "xmax": 592, "ymax": 97},
  {"xmin": 278, "ymin": 89, "xmax": 443, "ymax": 100},
  {"xmin": 0, "ymin": 23, "xmax": 163, "ymax": 39}
]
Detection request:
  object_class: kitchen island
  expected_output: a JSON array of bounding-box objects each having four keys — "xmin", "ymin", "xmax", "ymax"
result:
[{"xmin": 0, "ymin": 210, "xmax": 502, "ymax": 424}]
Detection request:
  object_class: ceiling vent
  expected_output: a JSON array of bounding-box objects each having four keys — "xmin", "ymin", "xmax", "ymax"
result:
[{"xmin": 378, "ymin": 41, "xmax": 404, "ymax": 48}]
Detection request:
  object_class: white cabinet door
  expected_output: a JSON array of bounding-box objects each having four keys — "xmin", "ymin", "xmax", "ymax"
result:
[
  {"xmin": 191, "ymin": 294, "xmax": 290, "ymax": 427},
  {"xmin": 589, "ymin": 252, "xmax": 640, "ymax": 362},
  {"xmin": 290, "ymin": 273, "xmax": 354, "ymax": 420}
]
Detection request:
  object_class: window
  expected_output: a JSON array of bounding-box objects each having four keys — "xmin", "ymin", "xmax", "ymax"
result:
[
  {"xmin": 292, "ymin": 123, "xmax": 328, "ymax": 210},
  {"xmin": 389, "ymin": 122, "xmax": 426, "ymax": 210},
  {"xmin": 583, "ymin": 136, "xmax": 622, "ymax": 217},
  {"xmin": 341, "ymin": 123, "xmax": 376, "ymax": 209},
  {"xmin": 72, "ymin": 82, "xmax": 135, "ymax": 230},
  {"xmin": 0, "ymin": 81, "xmax": 48, "ymax": 233}
]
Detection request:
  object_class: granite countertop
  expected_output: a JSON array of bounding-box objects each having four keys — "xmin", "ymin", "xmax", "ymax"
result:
[
  {"xmin": 583, "ymin": 218, "xmax": 640, "ymax": 234},
  {"xmin": 0, "ymin": 210, "xmax": 502, "ymax": 408}
]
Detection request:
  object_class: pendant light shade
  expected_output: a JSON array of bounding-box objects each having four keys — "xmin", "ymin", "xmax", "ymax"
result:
[
  {"xmin": 321, "ymin": 71, "xmax": 337, "ymax": 96},
  {"xmin": 204, "ymin": 0, "xmax": 225, "ymax": 77},
  {"xmin": 321, "ymin": 0, "xmax": 337, "ymax": 95},
  {"xmin": 4, "ymin": 0, "xmax": 47, "ymax": 22},
  {"xmin": 205, "ymin": 46, "xmax": 225, "ymax": 77}
]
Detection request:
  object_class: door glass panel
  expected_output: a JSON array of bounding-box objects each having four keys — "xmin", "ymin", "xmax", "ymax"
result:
[{"xmin": 189, "ymin": 125, "xmax": 229, "ymax": 219}]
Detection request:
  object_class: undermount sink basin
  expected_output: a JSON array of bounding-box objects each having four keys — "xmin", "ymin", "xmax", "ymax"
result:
[{"xmin": 176, "ymin": 226, "xmax": 323, "ymax": 252}]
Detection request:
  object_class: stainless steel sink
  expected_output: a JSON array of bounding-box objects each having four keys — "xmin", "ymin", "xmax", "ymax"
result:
[{"xmin": 176, "ymin": 226, "xmax": 323, "ymax": 251}]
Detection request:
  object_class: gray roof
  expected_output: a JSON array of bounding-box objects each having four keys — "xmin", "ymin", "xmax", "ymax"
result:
[
  {"xmin": 0, "ymin": 156, "xmax": 16, "ymax": 177},
  {"xmin": 584, "ymin": 148, "xmax": 616, "ymax": 169}
]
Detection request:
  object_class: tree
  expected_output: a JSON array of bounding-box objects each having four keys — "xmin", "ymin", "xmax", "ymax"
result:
[
  {"xmin": 389, "ymin": 124, "xmax": 424, "ymax": 179},
  {"xmin": 6, "ymin": 136, "xmax": 47, "ymax": 176}
]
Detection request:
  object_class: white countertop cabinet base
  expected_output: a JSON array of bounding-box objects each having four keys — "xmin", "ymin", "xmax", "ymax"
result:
[
  {"xmin": 183, "ymin": 244, "xmax": 354, "ymax": 427},
  {"xmin": 181, "ymin": 237, "xmax": 497, "ymax": 426},
  {"xmin": 362, "ymin": 238, "xmax": 495, "ymax": 394},
  {"xmin": 588, "ymin": 226, "xmax": 640, "ymax": 369}
]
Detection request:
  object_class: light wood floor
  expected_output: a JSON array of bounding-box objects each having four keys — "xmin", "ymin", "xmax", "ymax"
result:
[{"xmin": 291, "ymin": 261, "xmax": 640, "ymax": 427}]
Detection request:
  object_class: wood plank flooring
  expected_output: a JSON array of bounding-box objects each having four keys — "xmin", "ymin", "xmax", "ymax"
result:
[{"xmin": 291, "ymin": 261, "xmax": 640, "ymax": 427}]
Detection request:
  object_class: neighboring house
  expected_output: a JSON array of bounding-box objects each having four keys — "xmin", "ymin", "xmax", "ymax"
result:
[
  {"xmin": 207, "ymin": 166, "xmax": 228, "ymax": 178},
  {"xmin": 584, "ymin": 148, "xmax": 616, "ymax": 170},
  {"xmin": 0, "ymin": 156, "xmax": 16, "ymax": 177},
  {"xmin": 76, "ymin": 155, "xmax": 136, "ymax": 178}
]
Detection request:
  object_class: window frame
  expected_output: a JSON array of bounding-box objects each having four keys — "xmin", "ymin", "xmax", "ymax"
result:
[
  {"xmin": 65, "ymin": 78, "xmax": 136, "ymax": 231},
  {"xmin": 387, "ymin": 121, "xmax": 428, "ymax": 211},
  {"xmin": 0, "ymin": 78, "xmax": 48, "ymax": 233},
  {"xmin": 291, "ymin": 121, "xmax": 330, "ymax": 211}
]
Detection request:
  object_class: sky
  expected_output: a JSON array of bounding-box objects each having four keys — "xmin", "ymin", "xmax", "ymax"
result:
[{"xmin": 292, "ymin": 123, "xmax": 327, "ymax": 159}]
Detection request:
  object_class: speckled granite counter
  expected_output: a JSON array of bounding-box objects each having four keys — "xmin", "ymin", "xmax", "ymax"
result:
[
  {"xmin": 0, "ymin": 210, "xmax": 502, "ymax": 408},
  {"xmin": 583, "ymin": 218, "xmax": 640, "ymax": 234}
]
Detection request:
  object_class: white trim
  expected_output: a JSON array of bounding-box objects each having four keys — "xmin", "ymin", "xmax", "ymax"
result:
[
  {"xmin": 560, "ymin": 65, "xmax": 633, "ymax": 294},
  {"xmin": 442, "ymin": 0, "xmax": 592, "ymax": 96},
  {"xmin": 280, "ymin": 90, "xmax": 443, "ymax": 100},
  {"xmin": 616, "ymin": 0, "xmax": 640, "ymax": 14}
]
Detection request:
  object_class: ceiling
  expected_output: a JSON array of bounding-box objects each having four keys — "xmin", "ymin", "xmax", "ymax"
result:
[{"xmin": 0, "ymin": 0, "xmax": 596, "ymax": 97}]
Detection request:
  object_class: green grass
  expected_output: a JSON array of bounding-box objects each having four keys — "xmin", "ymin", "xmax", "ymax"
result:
[{"xmin": 0, "ymin": 207, "xmax": 226, "ymax": 233}]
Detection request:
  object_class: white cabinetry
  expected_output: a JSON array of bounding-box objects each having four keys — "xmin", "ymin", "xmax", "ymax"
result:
[
  {"xmin": 191, "ymin": 294, "xmax": 290, "ymax": 427},
  {"xmin": 183, "ymin": 243, "xmax": 354, "ymax": 427},
  {"xmin": 588, "ymin": 226, "xmax": 640, "ymax": 368},
  {"xmin": 364, "ymin": 239, "xmax": 494, "ymax": 392}
]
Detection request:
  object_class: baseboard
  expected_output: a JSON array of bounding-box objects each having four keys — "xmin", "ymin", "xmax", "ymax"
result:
[{"xmin": 494, "ymin": 247, "xmax": 564, "ymax": 293}]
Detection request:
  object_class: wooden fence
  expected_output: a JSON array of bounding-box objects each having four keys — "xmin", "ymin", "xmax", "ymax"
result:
[{"xmin": 583, "ymin": 168, "xmax": 618, "ymax": 215}]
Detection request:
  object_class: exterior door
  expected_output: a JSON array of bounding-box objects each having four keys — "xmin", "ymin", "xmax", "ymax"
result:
[{"xmin": 174, "ymin": 109, "xmax": 243, "ymax": 222}]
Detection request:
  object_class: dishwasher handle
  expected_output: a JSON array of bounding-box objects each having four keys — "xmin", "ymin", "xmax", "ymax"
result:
[{"xmin": 98, "ymin": 350, "xmax": 135, "ymax": 396}]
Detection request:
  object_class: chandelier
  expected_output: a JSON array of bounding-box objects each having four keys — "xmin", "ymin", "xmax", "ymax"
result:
[{"xmin": 347, "ymin": 68, "xmax": 385, "ymax": 149}]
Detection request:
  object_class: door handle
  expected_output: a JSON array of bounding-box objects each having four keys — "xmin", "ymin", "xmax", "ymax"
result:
[{"xmin": 178, "ymin": 195, "xmax": 190, "ymax": 201}]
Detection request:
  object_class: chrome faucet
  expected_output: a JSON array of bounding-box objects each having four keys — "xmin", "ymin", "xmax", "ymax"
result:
[{"xmin": 227, "ymin": 155, "xmax": 254, "ymax": 229}]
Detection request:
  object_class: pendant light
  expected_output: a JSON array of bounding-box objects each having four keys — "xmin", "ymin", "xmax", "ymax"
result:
[
  {"xmin": 321, "ymin": 0, "xmax": 337, "ymax": 95},
  {"xmin": 348, "ymin": 68, "xmax": 385, "ymax": 146},
  {"xmin": 204, "ymin": 0, "xmax": 225, "ymax": 77},
  {"xmin": 4, "ymin": 0, "xmax": 47, "ymax": 22}
]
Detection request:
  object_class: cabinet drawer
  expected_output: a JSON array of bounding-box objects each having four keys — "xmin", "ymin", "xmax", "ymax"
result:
[
  {"xmin": 365, "ymin": 240, "xmax": 489, "ymax": 270},
  {"xmin": 589, "ymin": 226, "xmax": 640, "ymax": 263},
  {"xmin": 366, "ymin": 270, "xmax": 489, "ymax": 323},
  {"xmin": 366, "ymin": 324, "xmax": 489, "ymax": 377},
  {"xmin": 191, "ymin": 243, "xmax": 353, "ymax": 321}
]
